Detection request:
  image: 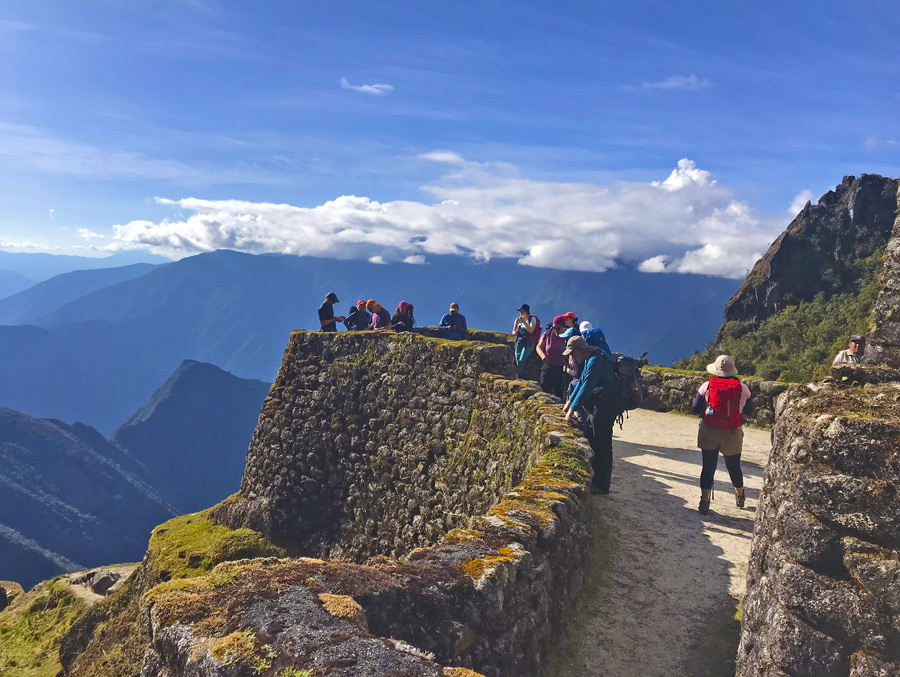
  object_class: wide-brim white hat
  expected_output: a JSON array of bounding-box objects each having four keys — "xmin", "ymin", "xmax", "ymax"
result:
[{"xmin": 707, "ymin": 355, "xmax": 738, "ymax": 377}]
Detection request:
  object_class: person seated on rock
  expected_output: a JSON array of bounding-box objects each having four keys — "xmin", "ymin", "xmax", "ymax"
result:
[
  {"xmin": 318, "ymin": 291, "xmax": 345, "ymax": 332},
  {"xmin": 391, "ymin": 301, "xmax": 415, "ymax": 332},
  {"xmin": 536, "ymin": 315, "xmax": 569, "ymax": 398},
  {"xmin": 365, "ymin": 299, "xmax": 392, "ymax": 330},
  {"xmin": 512, "ymin": 303, "xmax": 540, "ymax": 379},
  {"xmin": 691, "ymin": 355, "xmax": 754, "ymax": 515},
  {"xmin": 559, "ymin": 312, "xmax": 581, "ymax": 338},
  {"xmin": 344, "ymin": 300, "xmax": 371, "ymax": 331},
  {"xmin": 562, "ymin": 336, "xmax": 617, "ymax": 494},
  {"xmin": 833, "ymin": 334, "xmax": 866, "ymax": 365},
  {"xmin": 439, "ymin": 302, "xmax": 467, "ymax": 340}
]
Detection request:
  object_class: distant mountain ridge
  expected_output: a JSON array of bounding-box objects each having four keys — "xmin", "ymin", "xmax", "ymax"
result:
[
  {"xmin": 0, "ymin": 360, "xmax": 270, "ymax": 589},
  {"xmin": 0, "ymin": 250, "xmax": 737, "ymax": 431},
  {"xmin": 0, "ymin": 263, "xmax": 160, "ymax": 325},
  {"xmin": 110, "ymin": 360, "xmax": 271, "ymax": 514}
]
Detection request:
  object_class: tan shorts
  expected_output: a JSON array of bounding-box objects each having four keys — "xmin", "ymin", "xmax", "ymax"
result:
[{"xmin": 698, "ymin": 421, "xmax": 744, "ymax": 456}]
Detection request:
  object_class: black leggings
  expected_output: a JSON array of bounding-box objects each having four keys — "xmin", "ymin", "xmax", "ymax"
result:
[{"xmin": 700, "ymin": 449, "xmax": 743, "ymax": 490}]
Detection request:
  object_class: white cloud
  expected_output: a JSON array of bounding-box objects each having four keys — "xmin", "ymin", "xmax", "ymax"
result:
[
  {"xmin": 108, "ymin": 155, "xmax": 783, "ymax": 279},
  {"xmin": 368, "ymin": 255, "xmax": 387, "ymax": 264},
  {"xmin": 641, "ymin": 74, "xmax": 713, "ymax": 91},
  {"xmin": 788, "ymin": 190, "xmax": 814, "ymax": 215},
  {"xmin": 340, "ymin": 77, "xmax": 394, "ymax": 96},
  {"xmin": 638, "ymin": 255, "xmax": 669, "ymax": 273},
  {"xmin": 865, "ymin": 136, "xmax": 897, "ymax": 152},
  {"xmin": 403, "ymin": 255, "xmax": 426, "ymax": 264},
  {"xmin": 76, "ymin": 228, "xmax": 105, "ymax": 240},
  {"xmin": 48, "ymin": 208, "xmax": 55, "ymax": 221}
]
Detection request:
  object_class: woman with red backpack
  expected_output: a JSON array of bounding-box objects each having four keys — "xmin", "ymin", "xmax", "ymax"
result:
[{"xmin": 691, "ymin": 355, "xmax": 754, "ymax": 515}]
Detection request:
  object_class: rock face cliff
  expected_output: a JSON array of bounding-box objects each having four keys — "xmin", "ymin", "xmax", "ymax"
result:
[{"xmin": 723, "ymin": 174, "xmax": 899, "ymax": 329}]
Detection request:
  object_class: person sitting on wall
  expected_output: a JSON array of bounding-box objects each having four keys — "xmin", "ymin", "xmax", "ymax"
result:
[
  {"xmin": 344, "ymin": 300, "xmax": 371, "ymax": 331},
  {"xmin": 692, "ymin": 355, "xmax": 754, "ymax": 515},
  {"xmin": 439, "ymin": 302, "xmax": 467, "ymax": 340},
  {"xmin": 833, "ymin": 334, "xmax": 866, "ymax": 365},
  {"xmin": 365, "ymin": 299, "xmax": 392, "ymax": 330},
  {"xmin": 562, "ymin": 335, "xmax": 617, "ymax": 495},
  {"xmin": 391, "ymin": 301, "xmax": 416, "ymax": 332},
  {"xmin": 318, "ymin": 292, "xmax": 345, "ymax": 332}
]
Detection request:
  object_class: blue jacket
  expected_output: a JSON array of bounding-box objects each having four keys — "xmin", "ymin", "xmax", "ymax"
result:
[
  {"xmin": 439, "ymin": 312, "xmax": 467, "ymax": 340},
  {"xmin": 569, "ymin": 350, "xmax": 615, "ymax": 410}
]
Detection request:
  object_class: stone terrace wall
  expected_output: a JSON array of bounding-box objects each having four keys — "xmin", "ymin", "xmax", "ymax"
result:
[
  {"xmin": 737, "ymin": 373, "xmax": 900, "ymax": 676},
  {"xmin": 147, "ymin": 335, "xmax": 594, "ymax": 675},
  {"xmin": 212, "ymin": 331, "xmax": 554, "ymax": 561},
  {"xmin": 641, "ymin": 366, "xmax": 787, "ymax": 427}
]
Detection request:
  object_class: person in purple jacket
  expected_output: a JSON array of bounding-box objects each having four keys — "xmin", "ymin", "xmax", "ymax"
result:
[
  {"xmin": 536, "ymin": 315, "xmax": 569, "ymax": 398},
  {"xmin": 365, "ymin": 299, "xmax": 392, "ymax": 330}
]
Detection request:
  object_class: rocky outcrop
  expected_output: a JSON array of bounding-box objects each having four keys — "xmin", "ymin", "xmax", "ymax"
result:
[
  {"xmin": 641, "ymin": 367, "xmax": 787, "ymax": 427},
  {"xmin": 736, "ymin": 376, "xmax": 900, "ymax": 676},
  {"xmin": 723, "ymin": 175, "xmax": 899, "ymax": 329},
  {"xmin": 865, "ymin": 186, "xmax": 900, "ymax": 367}
]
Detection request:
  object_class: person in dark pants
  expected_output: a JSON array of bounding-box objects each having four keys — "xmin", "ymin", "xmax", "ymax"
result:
[
  {"xmin": 318, "ymin": 292, "xmax": 344, "ymax": 332},
  {"xmin": 563, "ymin": 336, "xmax": 617, "ymax": 494},
  {"xmin": 691, "ymin": 355, "xmax": 754, "ymax": 514},
  {"xmin": 536, "ymin": 315, "xmax": 568, "ymax": 398}
]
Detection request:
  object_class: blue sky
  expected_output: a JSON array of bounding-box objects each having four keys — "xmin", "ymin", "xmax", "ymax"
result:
[{"xmin": 0, "ymin": 0, "xmax": 898, "ymax": 277}]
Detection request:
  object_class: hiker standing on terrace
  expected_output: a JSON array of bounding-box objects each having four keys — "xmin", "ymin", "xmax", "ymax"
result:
[
  {"xmin": 563, "ymin": 335, "xmax": 617, "ymax": 494},
  {"xmin": 692, "ymin": 355, "xmax": 754, "ymax": 515},
  {"xmin": 536, "ymin": 315, "xmax": 568, "ymax": 398},
  {"xmin": 318, "ymin": 292, "xmax": 345, "ymax": 332},
  {"xmin": 439, "ymin": 302, "xmax": 467, "ymax": 340},
  {"xmin": 512, "ymin": 304, "xmax": 540, "ymax": 378},
  {"xmin": 833, "ymin": 334, "xmax": 866, "ymax": 364}
]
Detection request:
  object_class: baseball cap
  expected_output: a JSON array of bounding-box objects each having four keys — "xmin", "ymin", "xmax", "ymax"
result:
[
  {"xmin": 325, "ymin": 291, "xmax": 340, "ymax": 302},
  {"xmin": 449, "ymin": 302, "xmax": 459, "ymax": 310},
  {"xmin": 517, "ymin": 304, "xmax": 530, "ymax": 313},
  {"xmin": 850, "ymin": 334, "xmax": 865, "ymax": 342},
  {"xmin": 562, "ymin": 336, "xmax": 591, "ymax": 355}
]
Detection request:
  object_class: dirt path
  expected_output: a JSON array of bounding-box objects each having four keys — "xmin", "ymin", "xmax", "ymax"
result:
[{"xmin": 544, "ymin": 409, "xmax": 771, "ymax": 677}]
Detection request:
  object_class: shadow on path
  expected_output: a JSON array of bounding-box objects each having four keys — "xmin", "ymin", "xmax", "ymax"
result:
[{"xmin": 542, "ymin": 409, "xmax": 768, "ymax": 677}]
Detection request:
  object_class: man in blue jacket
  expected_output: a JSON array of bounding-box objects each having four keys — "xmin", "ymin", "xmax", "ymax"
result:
[
  {"xmin": 439, "ymin": 302, "xmax": 467, "ymax": 340},
  {"xmin": 563, "ymin": 335, "xmax": 617, "ymax": 495}
]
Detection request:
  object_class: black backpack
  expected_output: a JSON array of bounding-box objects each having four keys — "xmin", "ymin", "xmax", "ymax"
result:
[
  {"xmin": 583, "ymin": 351, "xmax": 647, "ymax": 420},
  {"xmin": 608, "ymin": 352, "xmax": 647, "ymax": 415}
]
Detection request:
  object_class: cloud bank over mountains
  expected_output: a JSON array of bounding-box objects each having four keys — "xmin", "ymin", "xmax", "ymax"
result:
[{"xmin": 109, "ymin": 156, "xmax": 785, "ymax": 279}]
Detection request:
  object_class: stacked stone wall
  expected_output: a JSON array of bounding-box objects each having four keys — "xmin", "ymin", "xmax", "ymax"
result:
[
  {"xmin": 737, "ymin": 375, "xmax": 900, "ymax": 675},
  {"xmin": 144, "ymin": 330, "xmax": 594, "ymax": 676},
  {"xmin": 641, "ymin": 367, "xmax": 787, "ymax": 427}
]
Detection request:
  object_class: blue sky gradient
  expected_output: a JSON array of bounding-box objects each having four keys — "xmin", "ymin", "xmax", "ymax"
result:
[{"xmin": 0, "ymin": 1, "xmax": 898, "ymax": 275}]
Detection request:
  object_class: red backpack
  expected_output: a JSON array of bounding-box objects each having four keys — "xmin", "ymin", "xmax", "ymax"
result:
[{"xmin": 704, "ymin": 377, "xmax": 743, "ymax": 430}]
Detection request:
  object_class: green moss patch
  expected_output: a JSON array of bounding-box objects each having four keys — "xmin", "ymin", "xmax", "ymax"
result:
[
  {"xmin": 0, "ymin": 579, "xmax": 88, "ymax": 677},
  {"xmin": 147, "ymin": 510, "xmax": 286, "ymax": 581}
]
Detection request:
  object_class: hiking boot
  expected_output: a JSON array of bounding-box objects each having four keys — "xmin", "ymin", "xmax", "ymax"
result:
[
  {"xmin": 736, "ymin": 492, "xmax": 746, "ymax": 508},
  {"xmin": 698, "ymin": 499, "xmax": 710, "ymax": 515},
  {"xmin": 590, "ymin": 485, "xmax": 610, "ymax": 495}
]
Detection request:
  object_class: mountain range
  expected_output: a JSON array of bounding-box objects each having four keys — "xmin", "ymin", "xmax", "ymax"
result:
[
  {"xmin": 0, "ymin": 360, "xmax": 269, "ymax": 589},
  {"xmin": 0, "ymin": 250, "xmax": 738, "ymax": 432}
]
